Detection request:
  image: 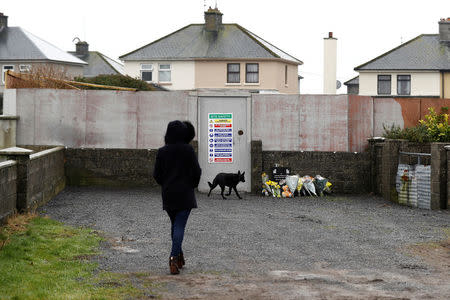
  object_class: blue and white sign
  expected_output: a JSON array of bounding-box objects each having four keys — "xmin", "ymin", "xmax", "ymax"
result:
[{"xmin": 208, "ymin": 113, "xmax": 233, "ymax": 163}]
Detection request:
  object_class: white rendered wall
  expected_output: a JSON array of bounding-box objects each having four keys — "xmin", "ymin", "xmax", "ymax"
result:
[
  {"xmin": 123, "ymin": 61, "xmax": 195, "ymax": 90},
  {"xmin": 359, "ymin": 71, "xmax": 440, "ymax": 96},
  {"xmin": 323, "ymin": 38, "xmax": 337, "ymax": 94}
]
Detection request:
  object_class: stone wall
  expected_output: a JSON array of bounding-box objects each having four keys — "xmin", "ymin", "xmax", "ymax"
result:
[
  {"xmin": 65, "ymin": 148, "xmax": 158, "ymax": 187},
  {"xmin": 27, "ymin": 148, "xmax": 66, "ymax": 210},
  {"xmin": 64, "ymin": 142, "xmax": 198, "ymax": 188},
  {"xmin": 447, "ymin": 146, "xmax": 450, "ymax": 208},
  {"xmin": 255, "ymin": 149, "xmax": 371, "ymax": 194},
  {"xmin": 431, "ymin": 143, "xmax": 447, "ymax": 209},
  {"xmin": 0, "ymin": 146, "xmax": 65, "ymax": 212},
  {"xmin": 0, "ymin": 160, "xmax": 17, "ymax": 223},
  {"xmin": 372, "ymin": 139, "xmax": 449, "ymax": 209}
]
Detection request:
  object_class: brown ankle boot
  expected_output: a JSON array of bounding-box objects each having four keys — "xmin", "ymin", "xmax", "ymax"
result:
[
  {"xmin": 177, "ymin": 253, "xmax": 185, "ymax": 269},
  {"xmin": 169, "ymin": 256, "xmax": 179, "ymax": 275}
]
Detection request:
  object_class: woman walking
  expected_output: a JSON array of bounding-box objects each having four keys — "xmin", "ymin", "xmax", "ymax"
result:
[{"xmin": 153, "ymin": 120, "xmax": 201, "ymax": 275}]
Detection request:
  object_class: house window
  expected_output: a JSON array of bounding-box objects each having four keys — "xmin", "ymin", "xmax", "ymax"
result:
[
  {"xmin": 377, "ymin": 75, "xmax": 391, "ymax": 95},
  {"xmin": 158, "ymin": 64, "xmax": 171, "ymax": 82},
  {"xmin": 140, "ymin": 64, "xmax": 153, "ymax": 82},
  {"xmin": 246, "ymin": 63, "xmax": 259, "ymax": 83},
  {"xmin": 19, "ymin": 64, "xmax": 31, "ymax": 73},
  {"xmin": 285, "ymin": 65, "xmax": 288, "ymax": 85},
  {"xmin": 397, "ymin": 75, "xmax": 411, "ymax": 95},
  {"xmin": 227, "ymin": 63, "xmax": 240, "ymax": 83},
  {"xmin": 2, "ymin": 65, "xmax": 14, "ymax": 84}
]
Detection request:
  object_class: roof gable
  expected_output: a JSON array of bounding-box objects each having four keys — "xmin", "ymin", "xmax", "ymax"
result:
[
  {"xmin": 120, "ymin": 24, "xmax": 302, "ymax": 64},
  {"xmin": 355, "ymin": 34, "xmax": 450, "ymax": 71},
  {"xmin": 0, "ymin": 27, "xmax": 86, "ymax": 65}
]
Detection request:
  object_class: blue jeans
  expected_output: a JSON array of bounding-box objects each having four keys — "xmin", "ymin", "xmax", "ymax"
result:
[{"xmin": 167, "ymin": 209, "xmax": 191, "ymax": 257}]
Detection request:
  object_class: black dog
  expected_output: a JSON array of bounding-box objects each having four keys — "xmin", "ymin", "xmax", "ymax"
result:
[{"xmin": 207, "ymin": 171, "xmax": 245, "ymax": 199}]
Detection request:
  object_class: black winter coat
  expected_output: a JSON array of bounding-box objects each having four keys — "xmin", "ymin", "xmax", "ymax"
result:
[{"xmin": 153, "ymin": 121, "xmax": 202, "ymax": 211}]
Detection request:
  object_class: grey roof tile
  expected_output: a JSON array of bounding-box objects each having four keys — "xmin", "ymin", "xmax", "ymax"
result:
[
  {"xmin": 344, "ymin": 76, "xmax": 359, "ymax": 85},
  {"xmin": 120, "ymin": 24, "xmax": 302, "ymax": 64},
  {"xmin": 355, "ymin": 34, "xmax": 450, "ymax": 71},
  {"xmin": 0, "ymin": 27, "xmax": 86, "ymax": 65},
  {"xmin": 68, "ymin": 51, "xmax": 124, "ymax": 77}
]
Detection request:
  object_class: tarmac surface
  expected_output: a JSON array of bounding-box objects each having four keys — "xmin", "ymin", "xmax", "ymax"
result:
[{"xmin": 40, "ymin": 187, "xmax": 450, "ymax": 299}]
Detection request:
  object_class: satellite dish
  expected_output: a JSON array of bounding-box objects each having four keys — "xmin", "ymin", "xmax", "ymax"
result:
[{"xmin": 336, "ymin": 80, "xmax": 342, "ymax": 89}]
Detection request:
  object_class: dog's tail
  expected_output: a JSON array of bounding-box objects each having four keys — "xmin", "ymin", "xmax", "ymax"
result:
[{"xmin": 208, "ymin": 181, "xmax": 213, "ymax": 188}]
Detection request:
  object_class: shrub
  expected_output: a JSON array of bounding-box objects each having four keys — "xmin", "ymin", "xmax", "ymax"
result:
[
  {"xmin": 74, "ymin": 74, "xmax": 157, "ymax": 91},
  {"xmin": 418, "ymin": 107, "xmax": 450, "ymax": 142},
  {"xmin": 383, "ymin": 107, "xmax": 450, "ymax": 143}
]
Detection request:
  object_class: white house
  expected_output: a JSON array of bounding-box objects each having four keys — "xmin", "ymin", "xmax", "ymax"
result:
[{"xmin": 354, "ymin": 18, "xmax": 450, "ymax": 98}]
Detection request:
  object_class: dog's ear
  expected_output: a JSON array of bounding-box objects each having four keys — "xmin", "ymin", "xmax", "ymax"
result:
[
  {"xmin": 238, "ymin": 170, "xmax": 241, "ymax": 175},
  {"xmin": 242, "ymin": 172, "xmax": 245, "ymax": 176}
]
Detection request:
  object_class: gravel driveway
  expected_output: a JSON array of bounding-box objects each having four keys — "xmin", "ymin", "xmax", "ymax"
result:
[{"xmin": 40, "ymin": 187, "xmax": 450, "ymax": 299}]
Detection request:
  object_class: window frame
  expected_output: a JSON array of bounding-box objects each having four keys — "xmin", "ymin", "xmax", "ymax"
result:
[
  {"xmin": 284, "ymin": 65, "xmax": 288, "ymax": 85},
  {"xmin": 2, "ymin": 65, "xmax": 14, "ymax": 84},
  {"xmin": 158, "ymin": 63, "xmax": 172, "ymax": 83},
  {"xmin": 245, "ymin": 63, "xmax": 259, "ymax": 84},
  {"xmin": 19, "ymin": 64, "xmax": 31, "ymax": 73},
  {"xmin": 397, "ymin": 74, "xmax": 411, "ymax": 95},
  {"xmin": 377, "ymin": 74, "xmax": 391, "ymax": 95},
  {"xmin": 227, "ymin": 63, "xmax": 240, "ymax": 84},
  {"xmin": 140, "ymin": 64, "xmax": 153, "ymax": 82}
]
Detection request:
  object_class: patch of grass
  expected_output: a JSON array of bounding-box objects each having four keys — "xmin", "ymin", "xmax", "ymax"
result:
[{"xmin": 0, "ymin": 214, "xmax": 155, "ymax": 299}]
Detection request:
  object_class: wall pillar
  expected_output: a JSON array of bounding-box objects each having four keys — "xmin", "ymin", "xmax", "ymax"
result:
[
  {"xmin": 0, "ymin": 147, "xmax": 33, "ymax": 212},
  {"xmin": 380, "ymin": 139, "xmax": 407, "ymax": 203},
  {"xmin": 251, "ymin": 140, "xmax": 262, "ymax": 194},
  {"xmin": 446, "ymin": 145, "xmax": 450, "ymax": 209},
  {"xmin": 431, "ymin": 143, "xmax": 448, "ymax": 209},
  {"xmin": 368, "ymin": 137, "xmax": 385, "ymax": 194},
  {"xmin": 0, "ymin": 115, "xmax": 19, "ymax": 149}
]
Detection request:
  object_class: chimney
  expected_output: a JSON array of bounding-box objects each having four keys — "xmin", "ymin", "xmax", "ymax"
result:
[
  {"xmin": 204, "ymin": 6, "xmax": 223, "ymax": 32},
  {"xmin": 0, "ymin": 13, "xmax": 8, "ymax": 33},
  {"xmin": 75, "ymin": 41, "xmax": 89, "ymax": 56},
  {"xmin": 439, "ymin": 18, "xmax": 450, "ymax": 43},
  {"xmin": 323, "ymin": 32, "xmax": 337, "ymax": 94}
]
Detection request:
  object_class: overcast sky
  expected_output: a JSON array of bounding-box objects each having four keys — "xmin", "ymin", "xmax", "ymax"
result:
[{"xmin": 3, "ymin": 0, "xmax": 450, "ymax": 93}]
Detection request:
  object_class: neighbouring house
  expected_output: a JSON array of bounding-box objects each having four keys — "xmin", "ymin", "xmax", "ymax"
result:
[
  {"xmin": 344, "ymin": 76, "xmax": 359, "ymax": 95},
  {"xmin": 0, "ymin": 13, "xmax": 86, "ymax": 93},
  {"xmin": 68, "ymin": 39, "xmax": 125, "ymax": 77},
  {"xmin": 353, "ymin": 18, "xmax": 450, "ymax": 98},
  {"xmin": 120, "ymin": 7, "xmax": 303, "ymax": 94}
]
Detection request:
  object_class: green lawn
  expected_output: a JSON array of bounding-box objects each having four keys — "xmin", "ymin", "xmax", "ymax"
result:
[{"xmin": 0, "ymin": 214, "xmax": 156, "ymax": 299}]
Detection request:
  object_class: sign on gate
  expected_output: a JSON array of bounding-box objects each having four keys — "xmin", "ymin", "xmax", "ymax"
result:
[{"xmin": 208, "ymin": 113, "xmax": 233, "ymax": 163}]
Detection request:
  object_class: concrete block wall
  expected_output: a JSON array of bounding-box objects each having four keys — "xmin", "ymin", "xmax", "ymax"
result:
[{"xmin": 0, "ymin": 160, "xmax": 17, "ymax": 223}]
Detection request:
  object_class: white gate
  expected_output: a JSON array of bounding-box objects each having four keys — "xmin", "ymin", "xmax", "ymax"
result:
[{"xmin": 197, "ymin": 95, "xmax": 251, "ymax": 193}]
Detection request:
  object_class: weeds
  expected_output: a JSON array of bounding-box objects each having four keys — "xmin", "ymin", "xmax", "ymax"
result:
[{"xmin": 0, "ymin": 214, "xmax": 156, "ymax": 299}]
